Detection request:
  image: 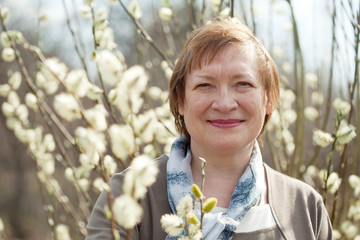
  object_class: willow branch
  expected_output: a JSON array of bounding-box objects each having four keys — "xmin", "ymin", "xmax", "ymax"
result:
[
  {"xmin": 98, "ymin": 153, "xmax": 117, "ymax": 240},
  {"xmin": 50, "ymin": 122, "xmax": 93, "ymax": 212},
  {"xmin": 250, "ymin": 0, "xmax": 256, "ymax": 34},
  {"xmin": 0, "ymin": 24, "xmax": 76, "ymax": 146},
  {"xmin": 239, "ymin": 1, "xmax": 248, "ymax": 26},
  {"xmin": 265, "ymin": 132, "xmax": 282, "ymax": 172},
  {"xmin": 287, "ymin": 0, "xmax": 305, "ymax": 177},
  {"xmin": 90, "ymin": 5, "xmax": 119, "ymax": 125},
  {"xmin": 185, "ymin": 0, "xmax": 197, "ymax": 30},
  {"xmin": 61, "ymin": 0, "xmax": 91, "ymax": 81},
  {"xmin": 230, "ymin": 0, "xmax": 235, "ymax": 18},
  {"xmin": 29, "ymin": 145, "xmax": 87, "ymax": 237},
  {"xmin": 330, "ymin": 6, "xmax": 360, "ymax": 224},
  {"xmin": 200, "ymin": 0, "xmax": 206, "ymax": 24},
  {"xmin": 33, "ymin": 162, "xmax": 58, "ymax": 240},
  {"xmin": 117, "ymin": 0, "xmax": 174, "ymax": 69},
  {"xmin": 321, "ymin": 0, "xmax": 337, "ymax": 130}
]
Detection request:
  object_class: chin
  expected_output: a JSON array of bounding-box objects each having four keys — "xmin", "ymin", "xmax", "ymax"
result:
[
  {"xmin": 211, "ymin": 133, "xmax": 255, "ymax": 148},
  {"xmin": 210, "ymin": 139, "xmax": 247, "ymax": 151}
]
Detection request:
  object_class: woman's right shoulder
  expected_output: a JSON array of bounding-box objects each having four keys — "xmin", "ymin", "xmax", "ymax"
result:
[
  {"xmin": 112, "ymin": 154, "xmax": 169, "ymax": 177},
  {"xmin": 154, "ymin": 154, "xmax": 169, "ymax": 168},
  {"xmin": 109, "ymin": 154, "xmax": 169, "ymax": 195}
]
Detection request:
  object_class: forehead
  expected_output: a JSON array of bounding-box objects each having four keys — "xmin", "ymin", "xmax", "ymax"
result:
[
  {"xmin": 193, "ymin": 42, "xmax": 256, "ymax": 69},
  {"xmin": 187, "ymin": 45, "xmax": 259, "ymax": 78},
  {"xmin": 210, "ymin": 44, "xmax": 255, "ymax": 63}
]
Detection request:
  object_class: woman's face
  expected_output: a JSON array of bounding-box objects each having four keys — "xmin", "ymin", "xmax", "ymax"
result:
[{"xmin": 179, "ymin": 45, "xmax": 272, "ymax": 154}]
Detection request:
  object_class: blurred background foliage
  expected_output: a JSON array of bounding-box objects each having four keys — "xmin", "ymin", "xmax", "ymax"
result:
[{"xmin": 0, "ymin": 0, "xmax": 359, "ymax": 239}]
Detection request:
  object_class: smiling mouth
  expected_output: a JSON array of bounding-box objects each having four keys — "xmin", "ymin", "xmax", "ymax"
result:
[{"xmin": 208, "ymin": 119, "xmax": 245, "ymax": 128}]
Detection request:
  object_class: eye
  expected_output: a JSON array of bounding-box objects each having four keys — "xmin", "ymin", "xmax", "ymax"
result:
[
  {"xmin": 235, "ymin": 81, "xmax": 253, "ymax": 87},
  {"xmin": 196, "ymin": 83, "xmax": 212, "ymax": 88}
]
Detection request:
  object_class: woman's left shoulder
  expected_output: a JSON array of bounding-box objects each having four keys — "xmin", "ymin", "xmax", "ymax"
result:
[
  {"xmin": 264, "ymin": 163, "xmax": 323, "ymax": 201},
  {"xmin": 264, "ymin": 164, "xmax": 332, "ymax": 240}
]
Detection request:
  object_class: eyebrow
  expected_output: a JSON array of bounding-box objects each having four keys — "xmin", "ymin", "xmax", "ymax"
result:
[
  {"xmin": 194, "ymin": 72, "xmax": 254, "ymax": 80},
  {"xmin": 193, "ymin": 74, "xmax": 215, "ymax": 80}
]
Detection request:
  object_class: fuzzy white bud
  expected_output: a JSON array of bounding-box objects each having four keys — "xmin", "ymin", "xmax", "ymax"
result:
[
  {"xmin": 84, "ymin": 104, "xmax": 108, "ymax": 131},
  {"xmin": 8, "ymin": 72, "xmax": 21, "ymax": 90},
  {"xmin": 25, "ymin": 93, "xmax": 38, "ymax": 111},
  {"xmin": 0, "ymin": 7, "xmax": 10, "ymax": 24},
  {"xmin": 0, "ymin": 32, "xmax": 10, "ymax": 48},
  {"xmin": 0, "ymin": 84, "xmax": 11, "ymax": 97},
  {"xmin": 109, "ymin": 124, "xmax": 135, "ymax": 161},
  {"xmin": 2, "ymin": 47, "xmax": 15, "ymax": 62},
  {"xmin": 123, "ymin": 155, "xmax": 159, "ymax": 199},
  {"xmin": 158, "ymin": 7, "xmax": 173, "ymax": 21},
  {"xmin": 79, "ymin": 6, "xmax": 91, "ymax": 18},
  {"xmin": 75, "ymin": 127, "xmax": 106, "ymax": 156},
  {"xmin": 54, "ymin": 93, "xmax": 81, "ymax": 121},
  {"xmin": 176, "ymin": 194, "xmax": 193, "ymax": 218},
  {"xmin": 96, "ymin": 50, "xmax": 124, "ymax": 86},
  {"xmin": 128, "ymin": 0, "xmax": 142, "ymax": 19},
  {"xmin": 64, "ymin": 69, "xmax": 89, "ymax": 97},
  {"xmin": 313, "ymin": 129, "xmax": 334, "ymax": 147},
  {"xmin": 55, "ymin": 224, "xmax": 71, "ymax": 240},
  {"xmin": 305, "ymin": 73, "xmax": 318, "ymax": 89},
  {"xmin": 333, "ymin": 98, "xmax": 351, "ymax": 115},
  {"xmin": 336, "ymin": 120, "xmax": 356, "ymax": 145},
  {"xmin": 304, "ymin": 107, "xmax": 319, "ymax": 121},
  {"xmin": 161, "ymin": 214, "xmax": 183, "ymax": 237},
  {"xmin": 113, "ymin": 195, "xmax": 143, "ymax": 229}
]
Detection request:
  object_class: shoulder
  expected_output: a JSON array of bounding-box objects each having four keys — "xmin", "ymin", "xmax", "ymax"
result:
[
  {"xmin": 264, "ymin": 164, "xmax": 332, "ymax": 240},
  {"xmin": 109, "ymin": 154, "xmax": 169, "ymax": 197},
  {"xmin": 264, "ymin": 163, "xmax": 322, "ymax": 202},
  {"xmin": 154, "ymin": 154, "xmax": 169, "ymax": 170},
  {"xmin": 86, "ymin": 155, "xmax": 170, "ymax": 240},
  {"xmin": 147, "ymin": 155, "xmax": 169, "ymax": 193}
]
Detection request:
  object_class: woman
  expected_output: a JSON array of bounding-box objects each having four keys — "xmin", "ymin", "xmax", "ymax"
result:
[{"xmin": 86, "ymin": 17, "xmax": 332, "ymax": 239}]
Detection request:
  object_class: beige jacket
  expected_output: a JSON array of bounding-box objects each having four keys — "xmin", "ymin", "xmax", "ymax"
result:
[{"xmin": 86, "ymin": 155, "xmax": 332, "ymax": 240}]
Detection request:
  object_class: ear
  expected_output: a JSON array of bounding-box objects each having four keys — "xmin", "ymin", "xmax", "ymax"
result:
[
  {"xmin": 178, "ymin": 100, "xmax": 184, "ymax": 116},
  {"xmin": 265, "ymin": 100, "xmax": 273, "ymax": 114},
  {"xmin": 265, "ymin": 95, "xmax": 273, "ymax": 114}
]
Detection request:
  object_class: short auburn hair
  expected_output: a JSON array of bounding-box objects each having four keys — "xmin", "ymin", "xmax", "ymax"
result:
[{"xmin": 169, "ymin": 17, "xmax": 280, "ymax": 144}]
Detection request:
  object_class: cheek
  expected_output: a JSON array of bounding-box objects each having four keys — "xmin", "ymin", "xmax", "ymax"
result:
[
  {"xmin": 183, "ymin": 92, "xmax": 209, "ymax": 111},
  {"xmin": 243, "ymin": 93, "xmax": 267, "ymax": 115}
]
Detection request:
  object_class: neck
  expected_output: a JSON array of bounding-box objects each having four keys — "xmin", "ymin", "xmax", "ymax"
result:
[
  {"xmin": 190, "ymin": 142, "xmax": 254, "ymax": 207},
  {"xmin": 190, "ymin": 142, "xmax": 254, "ymax": 176}
]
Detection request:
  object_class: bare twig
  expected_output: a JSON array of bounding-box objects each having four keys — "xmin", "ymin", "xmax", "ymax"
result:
[
  {"xmin": 60, "ymin": 0, "xmax": 90, "ymax": 80},
  {"xmin": 321, "ymin": 0, "xmax": 337, "ymax": 131},
  {"xmin": 305, "ymin": 0, "xmax": 339, "ymax": 177},
  {"xmin": 230, "ymin": 0, "xmax": 235, "ymax": 18},
  {"xmin": 89, "ymin": 4, "xmax": 119, "ymax": 124},
  {"xmin": 50, "ymin": 122, "xmax": 94, "ymax": 212},
  {"xmin": 0, "ymin": 22, "xmax": 76, "ymax": 146},
  {"xmin": 330, "ymin": 6, "xmax": 360, "ymax": 224},
  {"xmin": 238, "ymin": 1, "xmax": 248, "ymax": 26},
  {"xmin": 250, "ymin": 0, "xmax": 256, "ymax": 34},
  {"xmin": 200, "ymin": 0, "xmax": 206, "ymax": 24},
  {"xmin": 185, "ymin": 0, "xmax": 197, "ymax": 30},
  {"xmin": 117, "ymin": 0, "xmax": 174, "ymax": 69},
  {"xmin": 98, "ymin": 153, "xmax": 117, "ymax": 240},
  {"xmin": 265, "ymin": 132, "xmax": 282, "ymax": 172},
  {"xmin": 286, "ymin": 0, "xmax": 306, "ymax": 177},
  {"xmin": 199, "ymin": 157, "xmax": 206, "ymax": 236}
]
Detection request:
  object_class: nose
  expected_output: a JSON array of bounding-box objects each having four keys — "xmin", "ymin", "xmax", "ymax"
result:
[{"xmin": 211, "ymin": 87, "xmax": 238, "ymax": 112}]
